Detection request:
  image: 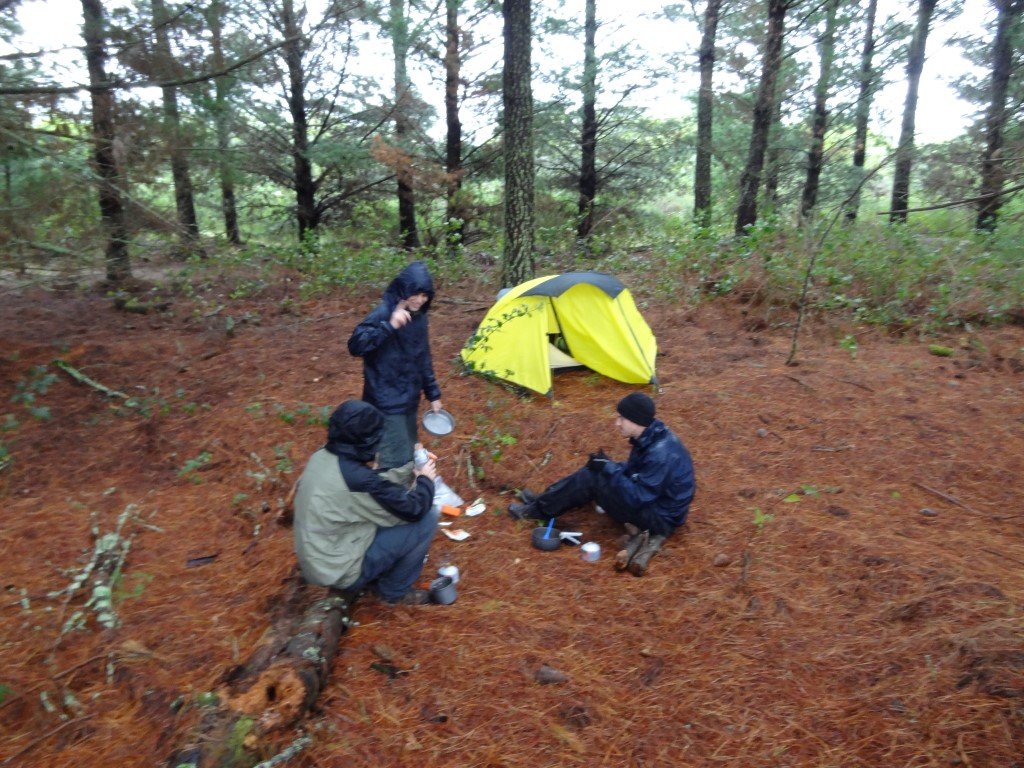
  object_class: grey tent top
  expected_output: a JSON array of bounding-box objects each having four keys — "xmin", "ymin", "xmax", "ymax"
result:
[{"xmin": 517, "ymin": 272, "xmax": 625, "ymax": 299}]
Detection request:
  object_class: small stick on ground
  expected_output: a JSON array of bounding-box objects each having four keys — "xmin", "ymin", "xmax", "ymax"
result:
[
  {"xmin": 913, "ymin": 482, "xmax": 988, "ymax": 518},
  {"xmin": 53, "ymin": 359, "xmax": 128, "ymax": 400}
]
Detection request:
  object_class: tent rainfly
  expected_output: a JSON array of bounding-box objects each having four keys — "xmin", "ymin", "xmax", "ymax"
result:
[{"xmin": 460, "ymin": 272, "xmax": 658, "ymax": 395}]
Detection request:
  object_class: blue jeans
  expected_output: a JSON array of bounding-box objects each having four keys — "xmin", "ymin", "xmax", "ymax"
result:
[
  {"xmin": 349, "ymin": 507, "xmax": 439, "ymax": 601},
  {"xmin": 377, "ymin": 412, "xmax": 418, "ymax": 469}
]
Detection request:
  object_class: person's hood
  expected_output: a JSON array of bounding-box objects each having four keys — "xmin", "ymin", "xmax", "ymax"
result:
[
  {"xmin": 324, "ymin": 400, "xmax": 383, "ymax": 463},
  {"xmin": 383, "ymin": 261, "xmax": 435, "ymax": 313}
]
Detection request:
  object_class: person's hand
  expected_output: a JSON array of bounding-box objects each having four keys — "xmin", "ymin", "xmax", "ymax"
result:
[
  {"xmin": 429, "ymin": 399, "xmax": 442, "ymax": 414},
  {"xmin": 415, "ymin": 457, "xmax": 438, "ymax": 481},
  {"xmin": 586, "ymin": 448, "xmax": 611, "ymax": 472},
  {"xmin": 389, "ymin": 303, "xmax": 412, "ymax": 329}
]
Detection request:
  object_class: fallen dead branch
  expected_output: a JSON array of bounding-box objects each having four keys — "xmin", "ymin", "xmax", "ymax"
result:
[
  {"xmin": 912, "ymin": 481, "xmax": 1011, "ymax": 520},
  {"xmin": 53, "ymin": 359, "xmax": 128, "ymax": 400}
]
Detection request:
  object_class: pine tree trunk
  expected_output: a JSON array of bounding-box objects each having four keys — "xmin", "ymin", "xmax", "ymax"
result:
[
  {"xmin": 208, "ymin": 0, "xmax": 242, "ymax": 245},
  {"xmin": 734, "ymin": 0, "xmax": 788, "ymax": 235},
  {"xmin": 762, "ymin": 95, "xmax": 783, "ymax": 214},
  {"xmin": 889, "ymin": 0, "xmax": 937, "ymax": 224},
  {"xmin": 800, "ymin": 0, "xmax": 838, "ymax": 221},
  {"xmin": 576, "ymin": 0, "xmax": 598, "ymax": 249},
  {"xmin": 976, "ymin": 0, "xmax": 1021, "ymax": 231},
  {"xmin": 845, "ymin": 0, "xmax": 877, "ymax": 222},
  {"xmin": 444, "ymin": 0, "xmax": 464, "ymax": 254},
  {"xmin": 694, "ymin": 0, "xmax": 723, "ymax": 227},
  {"xmin": 81, "ymin": 0, "xmax": 131, "ymax": 283},
  {"xmin": 501, "ymin": 0, "xmax": 535, "ymax": 287},
  {"xmin": 393, "ymin": 0, "xmax": 421, "ymax": 249},
  {"xmin": 282, "ymin": 0, "xmax": 318, "ymax": 241},
  {"xmin": 153, "ymin": 0, "xmax": 203, "ymax": 257}
]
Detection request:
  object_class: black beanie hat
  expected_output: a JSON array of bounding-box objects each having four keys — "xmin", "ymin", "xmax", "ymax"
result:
[{"xmin": 616, "ymin": 392, "xmax": 655, "ymax": 427}]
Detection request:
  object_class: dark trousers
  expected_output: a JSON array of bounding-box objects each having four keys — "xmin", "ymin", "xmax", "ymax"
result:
[
  {"xmin": 349, "ymin": 507, "xmax": 440, "ymax": 601},
  {"xmin": 377, "ymin": 412, "xmax": 418, "ymax": 469},
  {"xmin": 533, "ymin": 466, "xmax": 673, "ymax": 537}
]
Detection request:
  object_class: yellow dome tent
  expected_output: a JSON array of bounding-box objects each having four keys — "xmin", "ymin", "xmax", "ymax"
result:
[{"xmin": 460, "ymin": 272, "xmax": 657, "ymax": 395}]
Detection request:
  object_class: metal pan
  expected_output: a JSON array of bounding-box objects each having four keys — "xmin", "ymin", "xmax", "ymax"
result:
[{"xmin": 422, "ymin": 408, "xmax": 455, "ymax": 436}]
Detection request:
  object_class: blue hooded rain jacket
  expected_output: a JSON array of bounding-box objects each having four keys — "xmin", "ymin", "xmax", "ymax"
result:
[{"xmin": 347, "ymin": 261, "xmax": 442, "ymax": 415}]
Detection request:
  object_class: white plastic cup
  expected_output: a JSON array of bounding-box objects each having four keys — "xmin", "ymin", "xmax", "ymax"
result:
[
  {"xmin": 438, "ymin": 564, "xmax": 459, "ymax": 584},
  {"xmin": 581, "ymin": 542, "xmax": 601, "ymax": 562}
]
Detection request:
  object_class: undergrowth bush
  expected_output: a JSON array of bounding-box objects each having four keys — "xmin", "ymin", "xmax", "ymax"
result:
[{"xmin": 143, "ymin": 210, "xmax": 1021, "ymax": 334}]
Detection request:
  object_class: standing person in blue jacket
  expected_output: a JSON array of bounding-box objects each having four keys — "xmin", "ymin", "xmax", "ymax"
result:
[
  {"xmin": 348, "ymin": 261, "xmax": 443, "ymax": 469},
  {"xmin": 508, "ymin": 392, "xmax": 696, "ymax": 538}
]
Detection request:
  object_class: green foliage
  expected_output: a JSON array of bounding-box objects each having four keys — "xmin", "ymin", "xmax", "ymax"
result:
[
  {"xmin": 10, "ymin": 365, "xmax": 57, "ymax": 421},
  {"xmin": 838, "ymin": 335, "xmax": 858, "ymax": 358},
  {"xmin": 273, "ymin": 443, "xmax": 294, "ymax": 474},
  {"xmin": 113, "ymin": 572, "xmax": 153, "ymax": 604},
  {"xmin": 752, "ymin": 507, "xmax": 774, "ymax": 531},
  {"xmin": 0, "ymin": 683, "xmax": 12, "ymax": 705},
  {"xmin": 178, "ymin": 451, "xmax": 213, "ymax": 484}
]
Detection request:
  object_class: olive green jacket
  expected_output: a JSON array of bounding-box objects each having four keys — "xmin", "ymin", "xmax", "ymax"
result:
[{"xmin": 293, "ymin": 449, "xmax": 415, "ymax": 588}]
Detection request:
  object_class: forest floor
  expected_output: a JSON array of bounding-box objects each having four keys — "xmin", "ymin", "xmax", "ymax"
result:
[{"xmin": 1, "ymin": 270, "xmax": 1023, "ymax": 768}]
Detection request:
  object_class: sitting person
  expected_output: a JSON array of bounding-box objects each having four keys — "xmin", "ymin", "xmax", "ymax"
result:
[
  {"xmin": 509, "ymin": 392, "xmax": 696, "ymax": 539},
  {"xmin": 293, "ymin": 399, "xmax": 439, "ymax": 605}
]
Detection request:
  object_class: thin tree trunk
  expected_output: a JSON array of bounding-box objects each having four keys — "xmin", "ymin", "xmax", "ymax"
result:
[
  {"xmin": 889, "ymin": 0, "xmax": 938, "ymax": 224},
  {"xmin": 799, "ymin": 0, "xmax": 838, "ymax": 220},
  {"xmin": 501, "ymin": 0, "xmax": 535, "ymax": 287},
  {"xmin": 576, "ymin": 0, "xmax": 598, "ymax": 249},
  {"xmin": 81, "ymin": 0, "xmax": 131, "ymax": 283},
  {"xmin": 762, "ymin": 93, "xmax": 783, "ymax": 213},
  {"xmin": 444, "ymin": 0, "xmax": 464, "ymax": 254},
  {"xmin": 282, "ymin": 0, "xmax": 318, "ymax": 241},
  {"xmin": 152, "ymin": 0, "xmax": 203, "ymax": 257},
  {"xmin": 694, "ymin": 0, "xmax": 723, "ymax": 227},
  {"xmin": 392, "ymin": 0, "xmax": 421, "ymax": 249},
  {"xmin": 976, "ymin": 0, "xmax": 1022, "ymax": 230},
  {"xmin": 735, "ymin": 0, "xmax": 789, "ymax": 235},
  {"xmin": 845, "ymin": 0, "xmax": 877, "ymax": 221},
  {"xmin": 208, "ymin": 0, "xmax": 242, "ymax": 245}
]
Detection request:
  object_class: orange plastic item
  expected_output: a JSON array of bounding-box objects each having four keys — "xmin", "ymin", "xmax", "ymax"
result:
[{"xmin": 441, "ymin": 504, "xmax": 462, "ymax": 517}]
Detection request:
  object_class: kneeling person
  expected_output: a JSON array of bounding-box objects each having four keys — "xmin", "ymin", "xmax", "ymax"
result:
[
  {"xmin": 294, "ymin": 400, "xmax": 439, "ymax": 605},
  {"xmin": 509, "ymin": 392, "xmax": 695, "ymax": 538}
]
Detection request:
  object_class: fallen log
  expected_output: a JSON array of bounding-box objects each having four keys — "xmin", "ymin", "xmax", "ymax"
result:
[{"xmin": 165, "ymin": 586, "xmax": 358, "ymax": 768}]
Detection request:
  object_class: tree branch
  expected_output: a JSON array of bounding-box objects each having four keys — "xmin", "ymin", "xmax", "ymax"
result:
[
  {"xmin": 876, "ymin": 180, "xmax": 1024, "ymax": 215},
  {"xmin": 0, "ymin": 37, "xmax": 299, "ymax": 96}
]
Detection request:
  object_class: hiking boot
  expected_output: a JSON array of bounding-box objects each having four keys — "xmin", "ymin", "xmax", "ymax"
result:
[
  {"xmin": 623, "ymin": 522, "xmax": 641, "ymax": 537},
  {"xmin": 508, "ymin": 501, "xmax": 545, "ymax": 521},
  {"xmin": 518, "ymin": 489, "xmax": 539, "ymax": 504},
  {"xmin": 383, "ymin": 588, "xmax": 431, "ymax": 606}
]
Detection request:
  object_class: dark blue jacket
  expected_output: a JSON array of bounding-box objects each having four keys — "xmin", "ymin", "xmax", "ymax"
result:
[
  {"xmin": 347, "ymin": 262, "xmax": 442, "ymax": 415},
  {"xmin": 605, "ymin": 419, "xmax": 695, "ymax": 531}
]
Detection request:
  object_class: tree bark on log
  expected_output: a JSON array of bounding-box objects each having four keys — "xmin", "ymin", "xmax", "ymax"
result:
[{"xmin": 165, "ymin": 583, "xmax": 357, "ymax": 768}]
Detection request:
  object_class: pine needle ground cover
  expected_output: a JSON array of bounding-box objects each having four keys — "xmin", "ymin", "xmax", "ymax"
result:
[{"xmin": 1, "ymin": 284, "xmax": 1022, "ymax": 767}]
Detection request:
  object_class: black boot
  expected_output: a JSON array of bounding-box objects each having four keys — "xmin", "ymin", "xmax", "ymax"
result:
[{"xmin": 508, "ymin": 501, "xmax": 546, "ymax": 520}]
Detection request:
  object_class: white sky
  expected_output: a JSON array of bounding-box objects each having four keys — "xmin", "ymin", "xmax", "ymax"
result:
[{"xmin": 7, "ymin": 0, "xmax": 994, "ymax": 143}]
